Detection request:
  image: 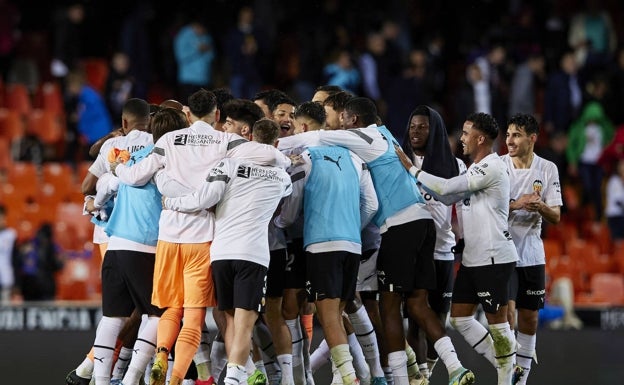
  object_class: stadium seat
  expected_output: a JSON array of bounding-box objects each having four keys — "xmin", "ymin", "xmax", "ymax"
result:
[
  {"xmin": 34, "ymin": 80, "xmax": 65, "ymax": 115},
  {"xmin": 6, "ymin": 161, "xmax": 39, "ymax": 199},
  {"xmin": 0, "ymin": 137, "xmax": 10, "ymax": 170},
  {"xmin": 54, "ymin": 202, "xmax": 92, "ymax": 251},
  {"xmin": 5, "ymin": 83, "xmax": 32, "ymax": 116},
  {"xmin": 27, "ymin": 109, "xmax": 66, "ymax": 145},
  {"xmin": 81, "ymin": 57, "xmax": 109, "ymax": 94},
  {"xmin": 576, "ymin": 273, "xmax": 624, "ymax": 306},
  {"xmin": 0, "ymin": 108, "xmax": 25, "ymax": 142},
  {"xmin": 41, "ymin": 162, "xmax": 75, "ymax": 196}
]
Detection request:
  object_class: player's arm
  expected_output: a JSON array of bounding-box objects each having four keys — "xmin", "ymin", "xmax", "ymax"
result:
[
  {"xmin": 358, "ymin": 163, "xmax": 378, "ymax": 229},
  {"xmin": 274, "ymin": 167, "xmax": 306, "ymax": 228},
  {"xmin": 113, "ymin": 147, "xmax": 164, "ymax": 186},
  {"xmin": 162, "ymin": 161, "xmax": 231, "ymax": 213},
  {"xmin": 226, "ymin": 137, "xmax": 291, "ymax": 168}
]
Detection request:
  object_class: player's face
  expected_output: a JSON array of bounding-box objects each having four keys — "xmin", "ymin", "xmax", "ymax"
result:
[
  {"xmin": 408, "ymin": 115, "xmax": 430, "ymax": 152},
  {"xmin": 505, "ymin": 124, "xmax": 534, "ymax": 158},
  {"xmin": 460, "ymin": 121, "xmax": 480, "ymax": 157},
  {"xmin": 324, "ymin": 105, "xmax": 342, "ymax": 130}
]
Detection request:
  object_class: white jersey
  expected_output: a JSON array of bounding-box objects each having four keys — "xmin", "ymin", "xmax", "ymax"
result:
[
  {"xmin": 278, "ymin": 125, "xmax": 431, "ymax": 231},
  {"xmin": 412, "ymin": 155, "xmax": 467, "ymax": 261},
  {"xmin": 459, "ymin": 153, "xmax": 518, "ymax": 266},
  {"xmin": 115, "ymin": 120, "xmax": 290, "ymax": 243},
  {"xmin": 164, "ymin": 158, "xmax": 292, "ymax": 267},
  {"xmin": 502, "ymin": 154, "xmax": 563, "ymax": 267},
  {"xmin": 88, "ymin": 130, "xmax": 153, "ymax": 178},
  {"xmin": 274, "ymin": 148, "xmax": 378, "ymax": 254},
  {"xmin": 0, "ymin": 227, "xmax": 17, "ymax": 288},
  {"xmin": 605, "ymin": 174, "xmax": 624, "ymax": 218}
]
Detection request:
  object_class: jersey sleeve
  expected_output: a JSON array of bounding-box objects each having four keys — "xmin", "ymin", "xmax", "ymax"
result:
[
  {"xmin": 93, "ymin": 172, "xmax": 119, "ymax": 208},
  {"xmin": 115, "ymin": 145, "xmax": 165, "ymax": 186},
  {"xmin": 226, "ymin": 139, "xmax": 291, "ymax": 168},
  {"xmin": 542, "ymin": 161, "xmax": 563, "ymax": 207},
  {"xmin": 273, "ymin": 163, "xmax": 307, "ymax": 229}
]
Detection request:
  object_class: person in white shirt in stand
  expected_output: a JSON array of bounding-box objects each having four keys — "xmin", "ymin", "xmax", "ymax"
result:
[
  {"xmin": 161, "ymin": 118, "xmax": 292, "ymax": 385},
  {"xmin": 395, "ymin": 112, "xmax": 519, "ymax": 385},
  {"xmin": 502, "ymin": 113, "xmax": 562, "ymax": 385},
  {"xmin": 112, "ymin": 89, "xmax": 290, "ymax": 385}
]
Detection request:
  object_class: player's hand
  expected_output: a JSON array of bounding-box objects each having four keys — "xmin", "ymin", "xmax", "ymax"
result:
[{"xmin": 393, "ymin": 144, "xmax": 413, "ymax": 171}]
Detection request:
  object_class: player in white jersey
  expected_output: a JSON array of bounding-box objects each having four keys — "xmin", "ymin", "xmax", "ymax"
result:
[
  {"xmin": 400, "ymin": 105, "xmax": 467, "ymax": 383},
  {"xmin": 502, "ymin": 113, "xmax": 562, "ymax": 385},
  {"xmin": 112, "ymin": 89, "xmax": 290, "ymax": 385},
  {"xmin": 397, "ymin": 112, "xmax": 519, "ymax": 385},
  {"xmin": 162, "ymin": 118, "xmax": 292, "ymax": 385},
  {"xmin": 278, "ymin": 97, "xmax": 473, "ymax": 385},
  {"xmin": 67, "ymin": 98, "xmax": 153, "ymax": 385}
]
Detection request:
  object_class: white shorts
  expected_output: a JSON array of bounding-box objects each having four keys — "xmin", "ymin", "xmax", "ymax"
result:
[
  {"xmin": 356, "ymin": 248, "xmax": 379, "ymax": 292},
  {"xmin": 92, "ymin": 224, "xmax": 110, "ymax": 244}
]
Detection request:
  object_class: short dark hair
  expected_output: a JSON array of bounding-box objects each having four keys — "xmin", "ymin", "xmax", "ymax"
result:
[
  {"xmin": 507, "ymin": 113, "xmax": 539, "ymax": 136},
  {"xmin": 323, "ymin": 91, "xmax": 353, "ymax": 111},
  {"xmin": 466, "ymin": 112, "xmax": 499, "ymax": 140},
  {"xmin": 212, "ymin": 88, "xmax": 235, "ymax": 123},
  {"xmin": 151, "ymin": 108, "xmax": 188, "ymax": 142},
  {"xmin": 294, "ymin": 101, "xmax": 326, "ymax": 125},
  {"xmin": 315, "ymin": 84, "xmax": 343, "ymax": 95},
  {"xmin": 222, "ymin": 99, "xmax": 264, "ymax": 128},
  {"xmin": 268, "ymin": 93, "xmax": 297, "ymax": 115},
  {"xmin": 188, "ymin": 89, "xmax": 217, "ymax": 118},
  {"xmin": 344, "ymin": 97, "xmax": 378, "ymax": 126},
  {"xmin": 123, "ymin": 98, "xmax": 150, "ymax": 119},
  {"xmin": 252, "ymin": 118, "xmax": 280, "ymax": 145}
]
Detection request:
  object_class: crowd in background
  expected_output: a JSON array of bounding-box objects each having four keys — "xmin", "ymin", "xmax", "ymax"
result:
[{"xmin": 1, "ymin": 0, "xmax": 624, "ymax": 231}]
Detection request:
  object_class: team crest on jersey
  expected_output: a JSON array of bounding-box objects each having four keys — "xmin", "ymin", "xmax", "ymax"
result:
[
  {"xmin": 237, "ymin": 165, "xmax": 251, "ymax": 178},
  {"xmin": 174, "ymin": 134, "xmax": 187, "ymax": 145},
  {"xmin": 533, "ymin": 179, "xmax": 543, "ymax": 194}
]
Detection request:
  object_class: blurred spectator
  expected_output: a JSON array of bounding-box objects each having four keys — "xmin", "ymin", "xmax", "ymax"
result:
[
  {"xmin": 605, "ymin": 158, "xmax": 624, "ymax": 241},
  {"xmin": 322, "ymin": 48, "xmax": 361, "ymax": 96},
  {"xmin": 473, "ymin": 43, "xmax": 510, "ymax": 126},
  {"xmin": 385, "ymin": 48, "xmax": 435, "ymax": 139},
  {"xmin": 0, "ymin": 205, "xmax": 17, "ymax": 303},
  {"xmin": 508, "ymin": 51, "xmax": 545, "ymax": 117},
  {"xmin": 50, "ymin": 2, "xmax": 87, "ymax": 90},
  {"xmin": 609, "ymin": 47, "xmax": 624, "ymax": 125},
  {"xmin": 454, "ymin": 63, "xmax": 490, "ymax": 130},
  {"xmin": 568, "ymin": 0, "xmax": 617, "ymax": 79},
  {"xmin": 13, "ymin": 223, "xmax": 64, "ymax": 301},
  {"xmin": 358, "ymin": 31, "xmax": 389, "ymax": 114},
  {"xmin": 544, "ymin": 49, "xmax": 583, "ymax": 134},
  {"xmin": 65, "ymin": 70, "xmax": 114, "ymax": 162},
  {"xmin": 0, "ymin": 0, "xmax": 20, "ymax": 82},
  {"xmin": 224, "ymin": 6, "xmax": 267, "ymax": 99},
  {"xmin": 567, "ymin": 100, "xmax": 615, "ymax": 222},
  {"xmin": 104, "ymin": 51, "xmax": 135, "ymax": 127},
  {"xmin": 537, "ymin": 131, "xmax": 570, "ymax": 186},
  {"xmin": 598, "ymin": 123, "xmax": 624, "ymax": 174},
  {"xmin": 10, "ymin": 131, "xmax": 44, "ymax": 165},
  {"xmin": 174, "ymin": 18, "xmax": 215, "ymax": 103}
]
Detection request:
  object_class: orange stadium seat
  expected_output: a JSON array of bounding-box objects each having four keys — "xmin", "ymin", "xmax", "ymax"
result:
[
  {"xmin": 0, "ymin": 137, "xmax": 10, "ymax": 170},
  {"xmin": 577, "ymin": 273, "xmax": 624, "ymax": 306},
  {"xmin": 6, "ymin": 161, "xmax": 39, "ymax": 199},
  {"xmin": 41, "ymin": 162, "xmax": 75, "ymax": 195},
  {"xmin": 5, "ymin": 83, "xmax": 32, "ymax": 116},
  {"xmin": 34, "ymin": 81, "xmax": 65, "ymax": 115},
  {"xmin": 27, "ymin": 109, "xmax": 66, "ymax": 145},
  {"xmin": 81, "ymin": 58, "xmax": 109, "ymax": 94},
  {"xmin": 54, "ymin": 202, "xmax": 92, "ymax": 250},
  {"xmin": 0, "ymin": 108, "xmax": 25, "ymax": 142}
]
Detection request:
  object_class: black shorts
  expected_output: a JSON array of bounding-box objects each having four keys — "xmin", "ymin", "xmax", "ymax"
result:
[
  {"xmin": 284, "ymin": 238, "xmax": 306, "ymax": 289},
  {"xmin": 306, "ymin": 250, "xmax": 359, "ymax": 302},
  {"xmin": 212, "ymin": 259, "xmax": 267, "ymax": 313},
  {"xmin": 266, "ymin": 248, "xmax": 288, "ymax": 298},
  {"xmin": 428, "ymin": 259, "xmax": 455, "ymax": 314},
  {"xmin": 101, "ymin": 249, "xmax": 163, "ymax": 317},
  {"xmin": 377, "ymin": 219, "xmax": 437, "ymax": 292},
  {"xmin": 452, "ymin": 262, "xmax": 515, "ymax": 314},
  {"xmin": 509, "ymin": 265, "xmax": 546, "ymax": 310}
]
